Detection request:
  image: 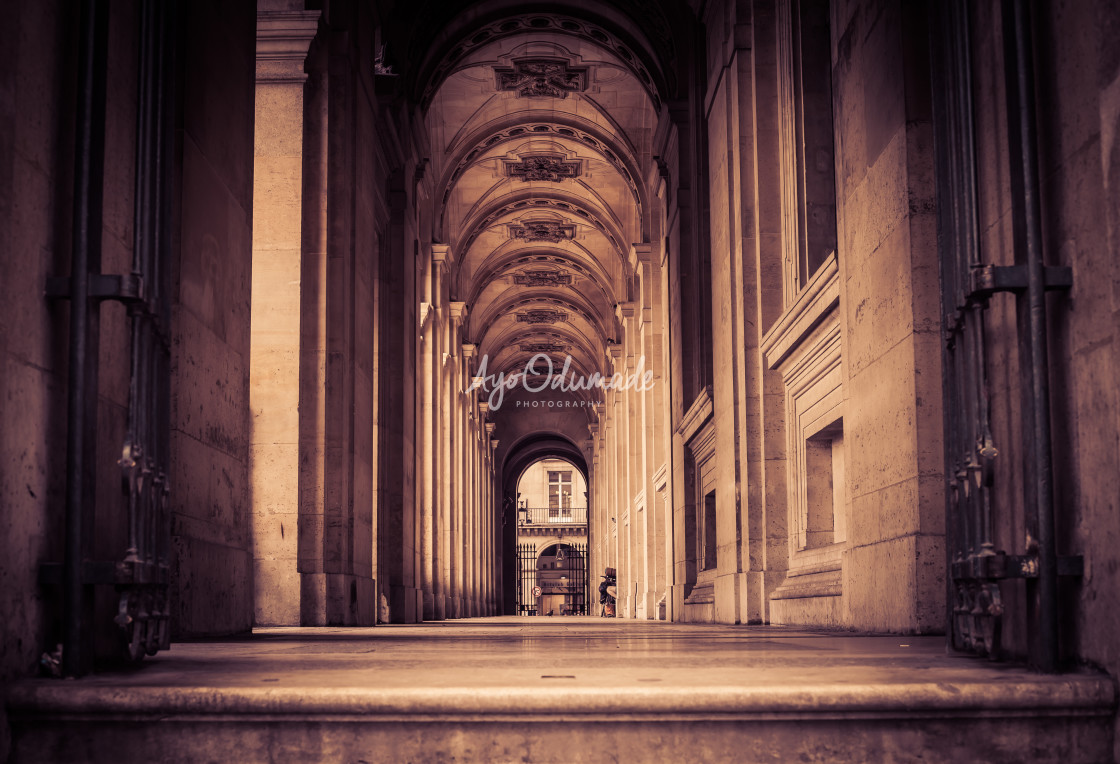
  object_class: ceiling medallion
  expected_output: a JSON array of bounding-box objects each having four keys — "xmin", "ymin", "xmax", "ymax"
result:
[
  {"xmin": 494, "ymin": 58, "xmax": 589, "ymax": 99},
  {"xmin": 508, "ymin": 220, "xmax": 577, "ymax": 243},
  {"xmin": 516, "ymin": 309, "xmax": 569, "ymax": 324},
  {"xmin": 520, "ymin": 341, "xmax": 571, "ymax": 353},
  {"xmin": 505, "ymin": 155, "xmax": 582, "ymax": 183},
  {"xmin": 513, "ymin": 268, "xmax": 573, "ymax": 287}
]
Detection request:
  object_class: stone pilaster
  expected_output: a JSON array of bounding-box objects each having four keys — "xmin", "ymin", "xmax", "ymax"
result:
[{"xmin": 250, "ymin": 9, "xmax": 320, "ymax": 627}]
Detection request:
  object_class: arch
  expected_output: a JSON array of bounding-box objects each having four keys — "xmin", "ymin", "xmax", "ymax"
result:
[
  {"xmin": 466, "ymin": 244, "xmax": 618, "ymax": 309},
  {"xmin": 450, "ymin": 187, "xmax": 632, "ymax": 268},
  {"xmin": 514, "ymin": 454, "xmax": 588, "ymax": 503},
  {"xmin": 436, "ymin": 116, "xmax": 650, "ymax": 239},
  {"xmin": 412, "ymin": 9, "xmax": 671, "ymax": 112}
]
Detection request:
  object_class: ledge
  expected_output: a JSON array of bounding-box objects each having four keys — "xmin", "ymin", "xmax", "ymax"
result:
[
  {"xmin": 7, "ymin": 675, "xmax": 1115, "ymax": 719},
  {"xmin": 677, "ymin": 386, "xmax": 713, "ymax": 443},
  {"xmin": 761, "ymin": 254, "xmax": 840, "ymax": 371}
]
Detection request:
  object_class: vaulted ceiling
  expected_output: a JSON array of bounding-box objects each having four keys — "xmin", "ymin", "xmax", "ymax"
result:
[{"xmin": 414, "ymin": 5, "xmax": 672, "ymax": 407}]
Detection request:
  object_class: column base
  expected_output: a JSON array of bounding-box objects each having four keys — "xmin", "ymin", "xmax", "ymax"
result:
[
  {"xmin": 389, "ymin": 584, "xmax": 421, "ymax": 624},
  {"xmin": 299, "ymin": 573, "xmax": 376, "ymax": 626}
]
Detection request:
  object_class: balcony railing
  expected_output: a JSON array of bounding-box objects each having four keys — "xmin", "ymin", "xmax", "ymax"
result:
[{"xmin": 519, "ymin": 507, "xmax": 588, "ymax": 525}]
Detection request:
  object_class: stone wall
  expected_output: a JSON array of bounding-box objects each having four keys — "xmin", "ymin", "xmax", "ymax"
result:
[
  {"xmin": 169, "ymin": 0, "xmax": 257, "ymax": 638},
  {"xmin": 830, "ymin": 0, "xmax": 944, "ymax": 632},
  {"xmin": 656, "ymin": 0, "xmax": 946, "ymax": 631},
  {"xmin": 0, "ymin": 0, "xmax": 77, "ymax": 679}
]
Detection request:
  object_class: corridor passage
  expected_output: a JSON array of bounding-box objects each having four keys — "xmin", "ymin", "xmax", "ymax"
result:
[{"xmin": 6, "ymin": 619, "xmax": 1113, "ymax": 763}]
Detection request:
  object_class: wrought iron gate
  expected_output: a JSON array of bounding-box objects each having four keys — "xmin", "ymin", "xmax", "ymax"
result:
[
  {"xmin": 516, "ymin": 543, "xmax": 589, "ymax": 615},
  {"xmin": 931, "ymin": 0, "xmax": 1078, "ymax": 669},
  {"xmin": 44, "ymin": 0, "xmax": 176, "ymax": 675},
  {"xmin": 563, "ymin": 544, "xmax": 589, "ymax": 615},
  {"xmin": 517, "ymin": 543, "xmax": 537, "ymax": 615}
]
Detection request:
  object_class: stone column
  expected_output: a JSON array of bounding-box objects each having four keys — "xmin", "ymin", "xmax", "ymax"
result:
[
  {"xmin": 448, "ymin": 302, "xmax": 467, "ymax": 618},
  {"xmin": 617, "ymin": 302, "xmax": 644, "ymax": 618},
  {"xmin": 432, "ymin": 245, "xmax": 453, "ymax": 620},
  {"xmin": 250, "ymin": 9, "xmax": 320, "ymax": 626},
  {"xmin": 463, "ymin": 343, "xmax": 478, "ymax": 616},
  {"xmin": 478, "ymin": 402, "xmax": 491, "ymax": 615},
  {"xmin": 485, "ymin": 422, "xmax": 497, "ymax": 614},
  {"xmin": 418, "ymin": 264, "xmax": 436, "ymax": 620},
  {"xmin": 295, "ymin": 25, "xmax": 330, "ymax": 625},
  {"xmin": 632, "ymin": 243, "xmax": 667, "ymax": 618}
]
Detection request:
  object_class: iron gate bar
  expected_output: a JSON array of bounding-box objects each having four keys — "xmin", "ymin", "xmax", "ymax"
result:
[
  {"xmin": 45, "ymin": 0, "xmax": 176, "ymax": 674},
  {"xmin": 1001, "ymin": 0, "xmax": 1061, "ymax": 673},
  {"xmin": 932, "ymin": 0, "xmax": 1080, "ymax": 668},
  {"xmin": 60, "ymin": 0, "xmax": 110, "ymax": 679}
]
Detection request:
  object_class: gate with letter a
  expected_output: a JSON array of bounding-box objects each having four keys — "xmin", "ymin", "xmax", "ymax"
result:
[{"xmin": 517, "ymin": 542, "xmax": 589, "ymax": 615}]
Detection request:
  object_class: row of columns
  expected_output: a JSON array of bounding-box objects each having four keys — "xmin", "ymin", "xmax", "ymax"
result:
[
  {"xmin": 250, "ymin": 9, "xmax": 498, "ymax": 626},
  {"xmin": 589, "ymin": 244, "xmax": 672, "ymax": 620},
  {"xmin": 416, "ymin": 244, "xmax": 500, "ymax": 620}
]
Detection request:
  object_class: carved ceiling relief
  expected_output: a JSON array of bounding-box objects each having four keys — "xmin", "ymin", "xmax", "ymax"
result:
[
  {"xmin": 504, "ymin": 155, "xmax": 582, "ymax": 182},
  {"xmin": 519, "ymin": 341, "xmax": 572, "ymax": 353},
  {"xmin": 494, "ymin": 58, "xmax": 589, "ymax": 99},
  {"xmin": 421, "ymin": 14, "xmax": 663, "ymax": 111},
  {"xmin": 516, "ymin": 309, "xmax": 569, "ymax": 324},
  {"xmin": 508, "ymin": 219, "xmax": 577, "ymax": 243},
  {"xmin": 513, "ymin": 268, "xmax": 574, "ymax": 287}
]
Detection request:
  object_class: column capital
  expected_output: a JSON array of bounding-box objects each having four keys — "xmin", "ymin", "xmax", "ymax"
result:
[
  {"xmin": 615, "ymin": 301, "xmax": 638, "ymax": 320},
  {"xmin": 449, "ymin": 301, "xmax": 469, "ymax": 324},
  {"xmin": 256, "ymin": 11, "xmax": 320, "ymax": 83},
  {"xmin": 462, "ymin": 343, "xmax": 477, "ymax": 359},
  {"xmin": 478, "ymin": 402, "xmax": 490, "ymax": 417},
  {"xmin": 628, "ymin": 242, "xmax": 655, "ymax": 272},
  {"xmin": 485, "ymin": 422, "xmax": 497, "ymax": 436},
  {"xmin": 431, "ymin": 243, "xmax": 455, "ymax": 273}
]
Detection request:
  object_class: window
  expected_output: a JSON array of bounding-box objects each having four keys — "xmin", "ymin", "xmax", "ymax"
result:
[
  {"xmin": 803, "ymin": 419, "xmax": 845, "ymax": 549},
  {"xmin": 548, "ymin": 470, "xmax": 572, "ymax": 518},
  {"xmin": 699, "ymin": 490, "xmax": 717, "ymax": 571},
  {"xmin": 782, "ymin": 0, "xmax": 838, "ymax": 295}
]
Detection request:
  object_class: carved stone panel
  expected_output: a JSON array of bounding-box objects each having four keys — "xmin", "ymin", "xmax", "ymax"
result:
[
  {"xmin": 504, "ymin": 155, "xmax": 582, "ymax": 182},
  {"xmin": 508, "ymin": 220, "xmax": 577, "ymax": 243},
  {"xmin": 513, "ymin": 269, "xmax": 573, "ymax": 287},
  {"xmin": 519, "ymin": 342, "xmax": 571, "ymax": 353},
  {"xmin": 494, "ymin": 58, "xmax": 588, "ymax": 98},
  {"xmin": 515, "ymin": 309, "xmax": 569, "ymax": 324}
]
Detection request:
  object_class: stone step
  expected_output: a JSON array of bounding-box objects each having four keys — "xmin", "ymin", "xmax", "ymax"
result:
[
  {"xmin": 6, "ymin": 675, "xmax": 1115, "ymax": 763},
  {"xmin": 3, "ymin": 619, "xmax": 1117, "ymax": 763}
]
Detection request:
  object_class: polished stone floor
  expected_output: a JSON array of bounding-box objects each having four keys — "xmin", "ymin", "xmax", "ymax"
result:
[
  {"xmin": 7, "ymin": 618, "xmax": 1116, "ymax": 763},
  {"xmin": 24, "ymin": 616, "xmax": 1109, "ymax": 704}
]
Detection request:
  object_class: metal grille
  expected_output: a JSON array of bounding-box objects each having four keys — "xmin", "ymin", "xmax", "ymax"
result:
[
  {"xmin": 516, "ymin": 542, "xmax": 589, "ymax": 615},
  {"xmin": 931, "ymin": 0, "xmax": 1078, "ymax": 668},
  {"xmin": 517, "ymin": 543, "xmax": 538, "ymax": 615},
  {"xmin": 44, "ymin": 0, "xmax": 176, "ymax": 675},
  {"xmin": 519, "ymin": 507, "xmax": 588, "ymax": 525}
]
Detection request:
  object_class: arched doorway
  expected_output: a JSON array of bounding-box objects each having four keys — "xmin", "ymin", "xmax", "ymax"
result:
[{"xmin": 511, "ymin": 456, "xmax": 590, "ymax": 615}]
